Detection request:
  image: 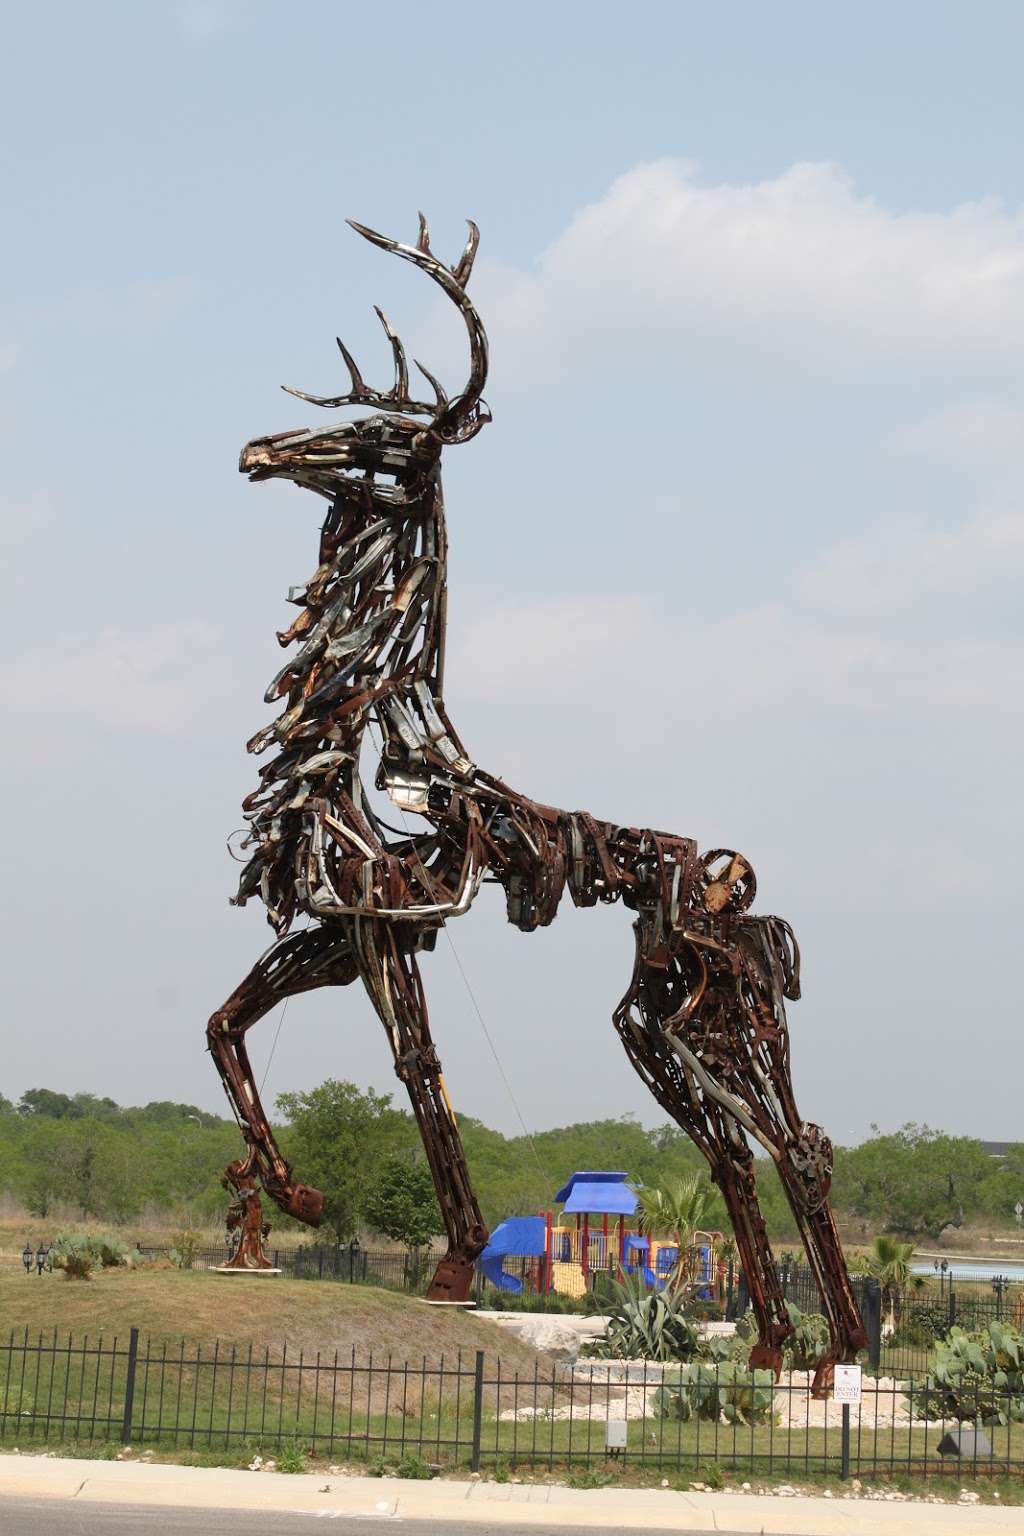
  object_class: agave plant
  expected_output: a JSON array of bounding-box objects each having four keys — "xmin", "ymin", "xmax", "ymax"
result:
[{"xmin": 583, "ymin": 1270, "xmax": 701, "ymax": 1362}]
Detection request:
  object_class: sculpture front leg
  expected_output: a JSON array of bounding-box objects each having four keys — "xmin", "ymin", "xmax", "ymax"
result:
[
  {"xmin": 355, "ymin": 919, "xmax": 489, "ymax": 1302},
  {"xmin": 206, "ymin": 927, "xmax": 358, "ymax": 1228}
]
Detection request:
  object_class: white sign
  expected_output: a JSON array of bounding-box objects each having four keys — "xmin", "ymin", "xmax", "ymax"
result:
[
  {"xmin": 605, "ymin": 1420, "xmax": 628, "ymax": 1450},
  {"xmin": 833, "ymin": 1363, "xmax": 862, "ymax": 1405}
]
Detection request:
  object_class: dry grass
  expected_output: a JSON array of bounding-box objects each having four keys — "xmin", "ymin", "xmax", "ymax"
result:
[
  {"xmin": 0, "ymin": 1211, "xmax": 311, "ymax": 1260},
  {"xmin": 0, "ymin": 1266, "xmax": 549, "ymax": 1376}
]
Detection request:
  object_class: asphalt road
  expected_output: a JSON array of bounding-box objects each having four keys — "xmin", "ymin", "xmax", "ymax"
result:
[{"xmin": 1, "ymin": 1498, "xmax": 729, "ymax": 1536}]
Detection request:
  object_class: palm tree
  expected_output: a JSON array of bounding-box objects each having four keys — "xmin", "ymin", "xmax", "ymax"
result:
[
  {"xmin": 866, "ymin": 1235, "xmax": 916, "ymax": 1335},
  {"xmin": 635, "ymin": 1174, "xmax": 717, "ymax": 1294}
]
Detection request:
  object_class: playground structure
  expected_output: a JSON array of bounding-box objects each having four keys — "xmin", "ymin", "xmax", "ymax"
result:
[{"xmin": 477, "ymin": 1171, "xmax": 725, "ymax": 1301}]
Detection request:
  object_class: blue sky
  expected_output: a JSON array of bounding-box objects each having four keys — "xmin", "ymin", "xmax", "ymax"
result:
[{"xmin": 2, "ymin": 3, "xmax": 1022, "ymax": 1152}]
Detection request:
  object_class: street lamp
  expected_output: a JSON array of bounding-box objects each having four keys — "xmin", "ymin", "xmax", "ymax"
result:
[
  {"xmin": 22, "ymin": 1243, "xmax": 33, "ymax": 1276},
  {"xmin": 35, "ymin": 1244, "xmax": 49, "ymax": 1275}
]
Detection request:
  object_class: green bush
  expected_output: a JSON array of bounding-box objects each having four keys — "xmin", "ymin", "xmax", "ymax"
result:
[
  {"xmin": 479, "ymin": 1290, "xmax": 585, "ymax": 1315},
  {"xmin": 49, "ymin": 1231, "xmax": 129, "ymax": 1281},
  {"xmin": 168, "ymin": 1228, "xmax": 202, "ymax": 1270},
  {"xmin": 581, "ymin": 1272, "xmax": 700, "ymax": 1362},
  {"xmin": 914, "ymin": 1323, "xmax": 1024, "ymax": 1427},
  {"xmin": 655, "ymin": 1362, "xmax": 776, "ymax": 1426},
  {"xmin": 887, "ymin": 1305, "xmax": 946, "ymax": 1350}
]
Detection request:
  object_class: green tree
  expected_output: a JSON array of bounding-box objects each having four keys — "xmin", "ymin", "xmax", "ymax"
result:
[
  {"xmin": 20, "ymin": 1120, "xmax": 99, "ymax": 1215},
  {"xmin": 635, "ymin": 1173, "xmax": 722, "ymax": 1292},
  {"xmin": 363, "ymin": 1154, "xmax": 444, "ymax": 1251},
  {"xmin": 830, "ymin": 1124, "xmax": 994, "ymax": 1239},
  {"xmin": 18, "ymin": 1088, "xmax": 83, "ymax": 1119},
  {"xmin": 275, "ymin": 1080, "xmax": 414, "ymax": 1243}
]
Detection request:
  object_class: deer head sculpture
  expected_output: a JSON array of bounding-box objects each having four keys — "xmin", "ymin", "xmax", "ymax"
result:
[{"xmin": 239, "ymin": 214, "xmax": 490, "ymax": 499}]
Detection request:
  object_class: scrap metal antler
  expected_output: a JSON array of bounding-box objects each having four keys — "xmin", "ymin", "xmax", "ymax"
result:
[
  {"xmin": 207, "ymin": 214, "xmax": 866, "ymax": 1394},
  {"xmin": 282, "ymin": 214, "xmax": 490, "ymax": 442}
]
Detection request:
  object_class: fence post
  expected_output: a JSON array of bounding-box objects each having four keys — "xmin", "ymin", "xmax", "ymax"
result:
[
  {"xmin": 470, "ymin": 1350, "xmax": 485, "ymax": 1472},
  {"xmin": 948, "ymin": 1288, "xmax": 956, "ymax": 1332},
  {"xmin": 862, "ymin": 1278, "xmax": 882, "ymax": 1371},
  {"xmin": 840, "ymin": 1402, "xmax": 850, "ymax": 1480},
  {"xmin": 121, "ymin": 1327, "xmax": 139, "ymax": 1446}
]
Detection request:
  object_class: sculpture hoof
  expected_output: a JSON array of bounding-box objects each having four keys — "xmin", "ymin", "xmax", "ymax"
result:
[
  {"xmin": 426, "ymin": 1257, "xmax": 476, "ymax": 1303},
  {"xmin": 283, "ymin": 1183, "xmax": 324, "ymax": 1226},
  {"xmin": 748, "ymin": 1343, "xmax": 784, "ymax": 1378},
  {"xmin": 811, "ymin": 1358, "xmax": 837, "ymax": 1399}
]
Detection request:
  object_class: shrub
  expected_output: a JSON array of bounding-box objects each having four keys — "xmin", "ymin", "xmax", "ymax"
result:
[
  {"xmin": 277, "ymin": 1441, "xmax": 307, "ymax": 1474},
  {"xmin": 49, "ymin": 1231, "xmax": 129, "ymax": 1281},
  {"xmin": 655, "ymin": 1362, "xmax": 776, "ymax": 1426},
  {"xmin": 94, "ymin": 1234, "xmax": 129, "ymax": 1267},
  {"xmin": 886, "ymin": 1306, "xmax": 946, "ymax": 1351},
  {"xmin": 581, "ymin": 1271, "xmax": 700, "ymax": 1362},
  {"xmin": 566, "ymin": 1468, "xmax": 614, "ymax": 1489},
  {"xmin": 478, "ymin": 1289, "xmax": 586, "ymax": 1314},
  {"xmin": 168, "ymin": 1229, "xmax": 202, "ymax": 1270},
  {"xmin": 369, "ymin": 1452, "xmax": 434, "ymax": 1479},
  {"xmin": 914, "ymin": 1323, "xmax": 1024, "ymax": 1427}
]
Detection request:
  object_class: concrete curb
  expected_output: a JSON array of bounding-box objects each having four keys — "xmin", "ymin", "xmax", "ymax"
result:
[{"xmin": 0, "ymin": 1454, "xmax": 1017, "ymax": 1532}]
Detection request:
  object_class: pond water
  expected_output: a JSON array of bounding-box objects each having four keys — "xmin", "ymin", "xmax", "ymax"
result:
[{"xmin": 910, "ymin": 1259, "xmax": 1024, "ymax": 1281}]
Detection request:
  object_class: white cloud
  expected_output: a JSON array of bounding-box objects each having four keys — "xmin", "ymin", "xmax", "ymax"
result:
[
  {"xmin": 450, "ymin": 497, "xmax": 1024, "ymax": 726},
  {"xmin": 0, "ymin": 621, "xmax": 219, "ymax": 735},
  {"xmin": 462, "ymin": 160, "xmax": 1024, "ymax": 384}
]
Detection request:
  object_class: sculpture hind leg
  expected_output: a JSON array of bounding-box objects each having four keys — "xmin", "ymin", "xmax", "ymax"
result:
[
  {"xmin": 613, "ymin": 962, "xmax": 793, "ymax": 1374},
  {"xmin": 649, "ymin": 922, "xmax": 867, "ymax": 1395},
  {"xmin": 207, "ymin": 926, "xmax": 359, "ymax": 1232},
  {"xmin": 353, "ymin": 919, "xmax": 489, "ymax": 1302}
]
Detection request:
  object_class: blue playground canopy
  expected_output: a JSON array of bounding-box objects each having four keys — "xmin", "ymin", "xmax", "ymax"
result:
[{"xmin": 553, "ymin": 1170, "xmax": 638, "ymax": 1216}]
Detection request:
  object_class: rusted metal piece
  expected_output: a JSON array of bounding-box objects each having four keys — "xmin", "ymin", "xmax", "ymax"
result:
[
  {"xmin": 207, "ymin": 215, "xmax": 866, "ymax": 1385},
  {"xmin": 218, "ymin": 1167, "xmax": 276, "ymax": 1272}
]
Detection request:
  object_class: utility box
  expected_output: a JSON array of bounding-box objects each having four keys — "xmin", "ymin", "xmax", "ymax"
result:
[{"xmin": 605, "ymin": 1419, "xmax": 628, "ymax": 1452}]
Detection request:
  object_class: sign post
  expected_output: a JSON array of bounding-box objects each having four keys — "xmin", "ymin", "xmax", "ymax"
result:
[{"xmin": 833, "ymin": 1363, "xmax": 862, "ymax": 1481}]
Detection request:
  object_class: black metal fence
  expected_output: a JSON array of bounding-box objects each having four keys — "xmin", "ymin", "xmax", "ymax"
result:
[
  {"xmin": 2, "ymin": 1326, "xmax": 1022, "ymax": 1480},
  {"xmin": 757, "ymin": 1262, "xmax": 1024, "ymax": 1377}
]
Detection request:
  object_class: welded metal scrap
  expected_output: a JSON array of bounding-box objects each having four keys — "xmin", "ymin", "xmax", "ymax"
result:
[{"xmin": 206, "ymin": 212, "xmax": 866, "ymax": 1391}]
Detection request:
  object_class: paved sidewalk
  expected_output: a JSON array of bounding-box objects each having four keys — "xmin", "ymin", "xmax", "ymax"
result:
[{"xmin": 0, "ymin": 1454, "xmax": 1019, "ymax": 1533}]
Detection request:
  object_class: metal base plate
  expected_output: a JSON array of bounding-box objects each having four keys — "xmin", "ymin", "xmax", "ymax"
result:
[{"xmin": 213, "ymin": 1267, "xmax": 283, "ymax": 1276}]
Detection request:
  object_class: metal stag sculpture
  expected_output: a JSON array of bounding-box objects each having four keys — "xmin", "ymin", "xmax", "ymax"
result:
[{"xmin": 208, "ymin": 213, "xmax": 866, "ymax": 1393}]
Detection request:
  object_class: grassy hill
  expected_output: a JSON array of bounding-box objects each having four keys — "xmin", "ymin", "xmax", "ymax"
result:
[{"xmin": 0, "ymin": 1267, "xmax": 547, "ymax": 1374}]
